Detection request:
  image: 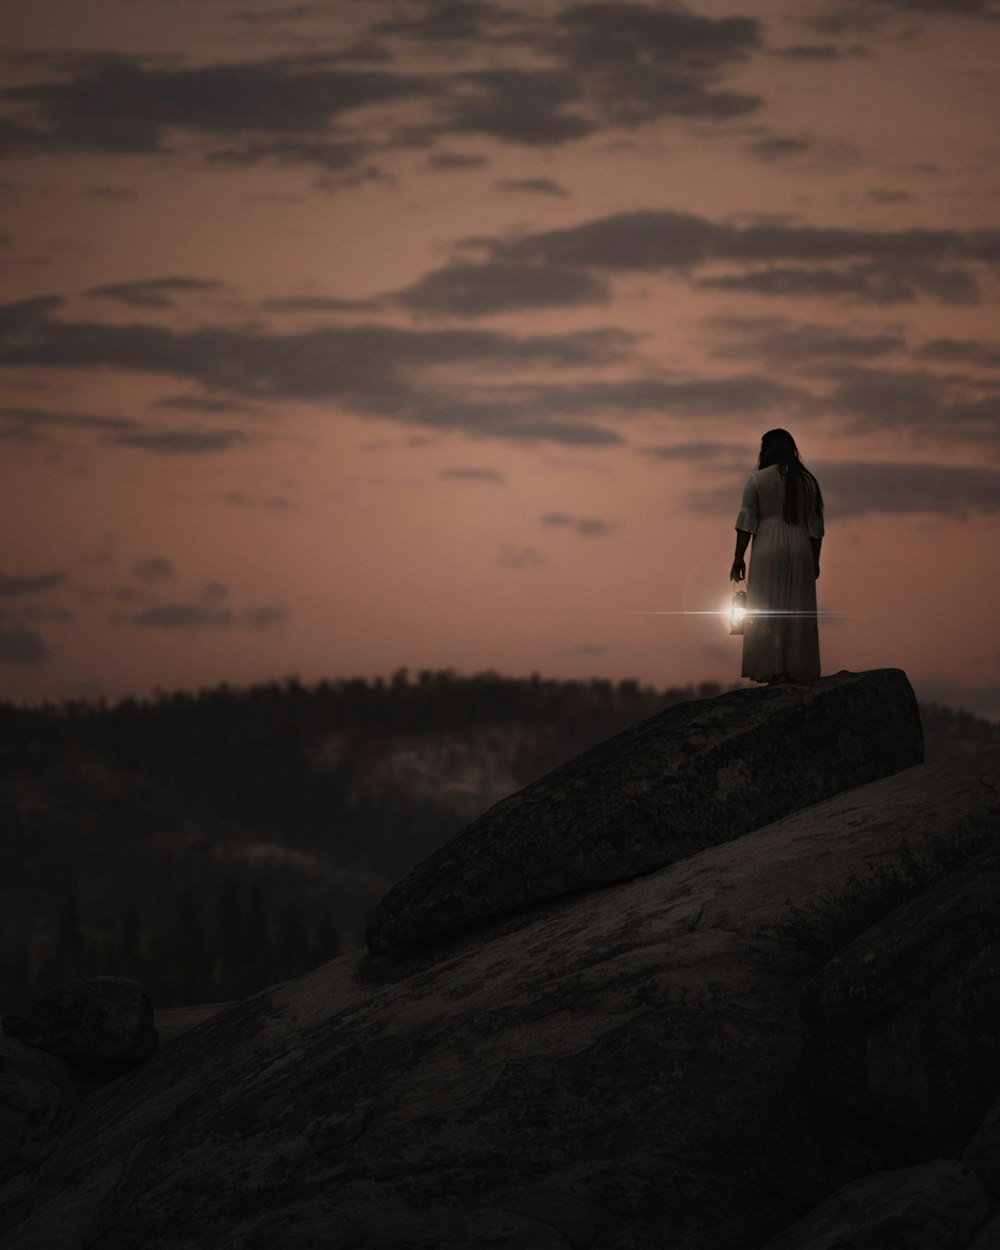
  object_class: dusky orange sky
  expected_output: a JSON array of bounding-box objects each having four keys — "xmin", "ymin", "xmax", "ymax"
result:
[{"xmin": 1, "ymin": 0, "xmax": 999, "ymax": 714}]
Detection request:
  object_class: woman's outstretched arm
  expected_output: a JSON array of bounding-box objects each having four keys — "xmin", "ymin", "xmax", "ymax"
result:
[{"xmin": 730, "ymin": 530, "xmax": 751, "ymax": 581}]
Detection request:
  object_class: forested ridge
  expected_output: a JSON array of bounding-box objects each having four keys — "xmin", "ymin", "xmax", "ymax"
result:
[{"xmin": 1, "ymin": 668, "xmax": 996, "ymax": 1015}]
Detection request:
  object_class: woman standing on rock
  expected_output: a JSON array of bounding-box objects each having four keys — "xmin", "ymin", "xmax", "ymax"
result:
[{"xmin": 730, "ymin": 428, "xmax": 824, "ymax": 685}]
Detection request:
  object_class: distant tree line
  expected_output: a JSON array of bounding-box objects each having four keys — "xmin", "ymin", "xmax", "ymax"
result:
[{"xmin": 0, "ymin": 669, "xmax": 996, "ymax": 1015}]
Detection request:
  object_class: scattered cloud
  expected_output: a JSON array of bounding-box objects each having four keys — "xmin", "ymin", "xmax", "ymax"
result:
[
  {"xmin": 131, "ymin": 556, "xmax": 176, "ymax": 583},
  {"xmin": 742, "ymin": 131, "xmax": 861, "ymax": 170},
  {"xmin": 916, "ymin": 338, "xmax": 1000, "ymax": 368},
  {"xmin": 638, "ymin": 440, "xmax": 745, "ymax": 463},
  {"xmin": 495, "ymin": 177, "xmax": 569, "ymax": 198},
  {"xmin": 261, "ymin": 295, "xmax": 379, "ymax": 313},
  {"xmin": 0, "ymin": 405, "xmax": 137, "ymax": 443},
  {"xmin": 223, "ymin": 491, "xmax": 293, "ymax": 509},
  {"xmin": 540, "ymin": 511, "xmax": 615, "ymax": 536},
  {"xmin": 425, "ymin": 151, "xmax": 489, "ymax": 170},
  {"xmin": 685, "ymin": 460, "xmax": 1000, "ymax": 519},
  {"xmin": 395, "ymin": 259, "xmax": 610, "ymax": 316},
  {"xmin": 153, "ymin": 394, "xmax": 255, "ymax": 414},
  {"xmin": 110, "ymin": 428, "xmax": 250, "ymax": 454},
  {"xmin": 865, "ymin": 187, "xmax": 916, "ymax": 205},
  {"xmin": 706, "ymin": 317, "xmax": 906, "ymax": 364},
  {"xmin": 439, "ymin": 467, "xmax": 505, "ymax": 482},
  {"xmin": 0, "ymin": 620, "xmax": 49, "ymax": 665},
  {"xmin": 821, "ymin": 460, "xmax": 1000, "ymax": 517},
  {"xmin": 0, "ymin": 570, "xmax": 66, "ymax": 596},
  {"xmin": 201, "ymin": 581, "xmax": 230, "ymax": 604},
  {"xmin": 85, "ymin": 277, "xmax": 229, "ymax": 309},
  {"xmin": 118, "ymin": 603, "xmax": 236, "ymax": 628},
  {"xmin": 498, "ymin": 543, "xmax": 544, "ymax": 568},
  {"xmin": 86, "ymin": 184, "xmax": 137, "ymax": 200},
  {"xmin": 244, "ymin": 603, "xmax": 289, "ymax": 629}
]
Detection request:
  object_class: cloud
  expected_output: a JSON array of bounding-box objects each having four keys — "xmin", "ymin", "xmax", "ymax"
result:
[
  {"xmin": 541, "ymin": 4, "xmax": 763, "ymax": 125},
  {"xmin": 223, "ymin": 491, "xmax": 293, "ymax": 508},
  {"xmin": 395, "ymin": 259, "xmax": 611, "ymax": 316},
  {"xmin": 0, "ymin": 405, "xmax": 138, "ymax": 443},
  {"xmin": 806, "ymin": 0, "xmax": 1000, "ymax": 33},
  {"xmin": 85, "ymin": 276, "xmax": 229, "ymax": 308},
  {"xmin": 685, "ymin": 460, "xmax": 1000, "ymax": 519},
  {"xmin": 0, "ymin": 53, "xmax": 429, "ymax": 158},
  {"xmin": 119, "ymin": 603, "xmax": 236, "ymax": 628},
  {"xmin": 0, "ymin": 620, "xmax": 49, "ymax": 665},
  {"xmin": 638, "ymin": 440, "xmax": 745, "ymax": 463},
  {"xmin": 17, "ymin": 605, "xmax": 75, "ymax": 623},
  {"xmin": 865, "ymin": 187, "xmax": 916, "ymax": 205},
  {"xmin": 110, "ymin": 428, "xmax": 250, "ymax": 453},
  {"xmin": 201, "ymin": 580, "xmax": 229, "ymax": 604},
  {"xmin": 540, "ymin": 511, "xmax": 615, "ymax": 536},
  {"xmin": 742, "ymin": 132, "xmax": 861, "ymax": 170},
  {"xmin": 916, "ymin": 338, "xmax": 1000, "ymax": 368},
  {"xmin": 817, "ymin": 365, "xmax": 1000, "ymax": 441},
  {"xmin": 439, "ymin": 467, "xmax": 505, "ymax": 482},
  {"xmin": 706, "ymin": 317, "xmax": 906, "ymax": 364},
  {"xmin": 374, "ymin": 1, "xmax": 510, "ymax": 43},
  {"xmin": 425, "ymin": 151, "xmax": 489, "ymax": 170},
  {"xmin": 244, "ymin": 603, "xmax": 289, "ymax": 629},
  {"xmin": 131, "ymin": 556, "xmax": 176, "ymax": 583},
  {"xmin": 498, "ymin": 543, "xmax": 544, "ymax": 568},
  {"xmin": 0, "ymin": 570, "xmax": 66, "ymax": 596},
  {"xmin": 442, "ymin": 68, "xmax": 598, "ymax": 145},
  {"xmin": 229, "ymin": 3, "xmax": 342, "ymax": 23},
  {"xmin": 820, "ymin": 461, "xmax": 1000, "ymax": 517},
  {"xmin": 261, "ymin": 295, "xmax": 379, "ymax": 313},
  {"xmin": 482, "ymin": 208, "xmax": 999, "ymax": 282},
  {"xmin": 495, "ymin": 177, "xmax": 569, "ymax": 198},
  {"xmin": 153, "ymin": 394, "xmax": 255, "ymax": 414},
  {"xmin": 772, "ymin": 43, "xmax": 844, "ymax": 58},
  {"xmin": 0, "ymin": 299, "xmax": 634, "ymax": 445},
  {"xmin": 698, "ymin": 260, "xmax": 980, "ymax": 304},
  {"xmin": 86, "ymin": 184, "xmax": 138, "ymax": 200}
]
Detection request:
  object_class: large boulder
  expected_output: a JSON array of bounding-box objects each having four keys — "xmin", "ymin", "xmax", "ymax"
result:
[
  {"xmin": 0, "ymin": 1036, "xmax": 81, "ymax": 1185},
  {"xmin": 3, "ymin": 978, "xmax": 158, "ymax": 1069},
  {"xmin": 2, "ymin": 748, "xmax": 995, "ymax": 1250},
  {"xmin": 761, "ymin": 1159, "xmax": 993, "ymax": 1250},
  {"xmin": 801, "ymin": 851, "xmax": 1000, "ymax": 1147},
  {"xmin": 367, "ymin": 668, "xmax": 923, "ymax": 954}
]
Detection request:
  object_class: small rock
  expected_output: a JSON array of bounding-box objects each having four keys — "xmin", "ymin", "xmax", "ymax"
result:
[
  {"xmin": 3, "ymin": 977, "xmax": 158, "ymax": 1068},
  {"xmin": 965, "ymin": 1094, "xmax": 1000, "ymax": 1198},
  {"xmin": 762, "ymin": 1159, "xmax": 993, "ymax": 1250}
]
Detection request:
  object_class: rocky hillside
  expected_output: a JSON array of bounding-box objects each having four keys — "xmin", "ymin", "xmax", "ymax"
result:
[{"xmin": 2, "ymin": 669, "xmax": 1000, "ymax": 1249}]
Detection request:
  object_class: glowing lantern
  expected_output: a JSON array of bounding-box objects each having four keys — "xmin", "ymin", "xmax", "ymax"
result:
[{"xmin": 730, "ymin": 588, "xmax": 748, "ymax": 635}]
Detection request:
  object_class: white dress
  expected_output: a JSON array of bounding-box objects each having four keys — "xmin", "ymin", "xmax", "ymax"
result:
[{"xmin": 735, "ymin": 464, "xmax": 824, "ymax": 682}]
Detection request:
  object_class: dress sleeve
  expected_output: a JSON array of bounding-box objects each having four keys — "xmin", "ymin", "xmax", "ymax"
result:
[
  {"xmin": 735, "ymin": 474, "xmax": 758, "ymax": 534},
  {"xmin": 805, "ymin": 477, "xmax": 824, "ymax": 539}
]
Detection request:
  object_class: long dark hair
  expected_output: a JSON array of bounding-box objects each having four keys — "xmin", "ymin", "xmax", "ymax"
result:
[{"xmin": 757, "ymin": 428, "xmax": 823, "ymax": 525}]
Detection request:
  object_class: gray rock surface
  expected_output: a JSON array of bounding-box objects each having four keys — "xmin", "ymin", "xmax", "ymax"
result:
[
  {"xmin": 2, "ymin": 748, "xmax": 995, "ymax": 1250},
  {"xmin": 761, "ymin": 1159, "xmax": 993, "ymax": 1250},
  {"xmin": 801, "ymin": 851, "xmax": 1000, "ymax": 1143},
  {"xmin": 965, "ymin": 1095, "xmax": 1000, "ymax": 1198},
  {"xmin": 3, "ymin": 978, "xmax": 158, "ymax": 1067},
  {"xmin": 367, "ymin": 668, "xmax": 923, "ymax": 954},
  {"xmin": 0, "ymin": 1036, "xmax": 80, "ymax": 1185},
  {"xmin": 969, "ymin": 1212, "xmax": 1000, "ymax": 1250}
]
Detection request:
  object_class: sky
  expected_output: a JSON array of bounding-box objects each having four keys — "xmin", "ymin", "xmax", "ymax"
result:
[{"xmin": 1, "ymin": 0, "xmax": 999, "ymax": 717}]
